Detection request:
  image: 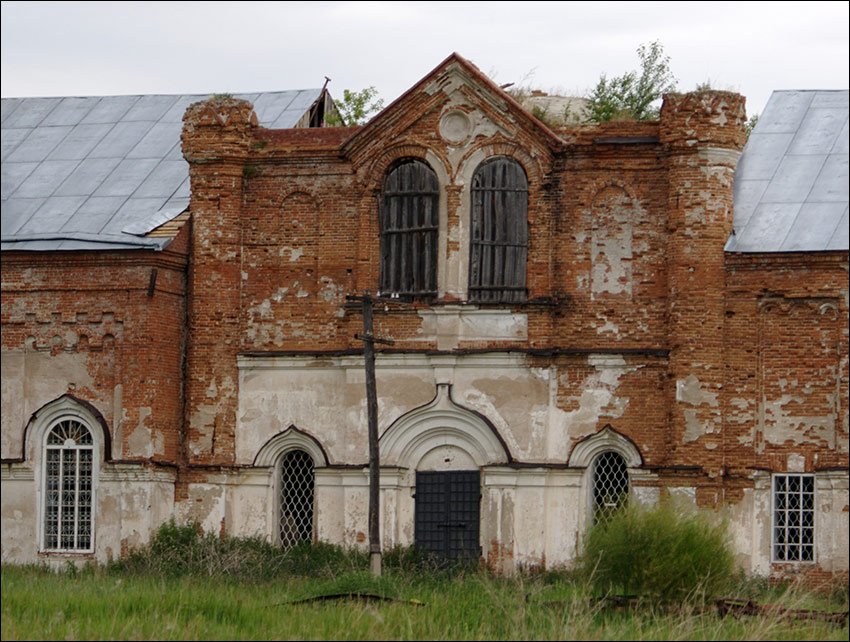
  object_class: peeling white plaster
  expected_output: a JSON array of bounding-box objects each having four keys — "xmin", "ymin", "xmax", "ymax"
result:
[
  {"xmin": 763, "ymin": 394, "xmax": 835, "ymax": 446},
  {"xmin": 190, "ymin": 376, "xmax": 235, "ymax": 456},
  {"xmin": 546, "ymin": 355, "xmax": 640, "ymax": 461}
]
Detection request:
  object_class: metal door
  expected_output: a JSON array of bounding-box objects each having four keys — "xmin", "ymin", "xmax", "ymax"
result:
[{"xmin": 414, "ymin": 470, "xmax": 481, "ymax": 561}]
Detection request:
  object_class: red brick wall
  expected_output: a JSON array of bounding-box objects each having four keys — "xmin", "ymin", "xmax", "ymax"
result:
[
  {"xmin": 724, "ymin": 253, "xmax": 849, "ymax": 474},
  {"xmin": 1, "ymin": 228, "xmax": 188, "ymax": 463}
]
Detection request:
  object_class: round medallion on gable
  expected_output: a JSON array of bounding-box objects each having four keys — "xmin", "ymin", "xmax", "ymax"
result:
[{"xmin": 439, "ymin": 110, "xmax": 472, "ymax": 144}]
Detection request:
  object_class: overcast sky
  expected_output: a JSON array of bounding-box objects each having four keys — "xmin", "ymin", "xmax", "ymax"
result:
[{"xmin": 2, "ymin": 1, "xmax": 848, "ymax": 119}]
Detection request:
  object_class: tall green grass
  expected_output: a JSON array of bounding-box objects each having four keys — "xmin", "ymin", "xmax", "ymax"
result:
[
  {"xmin": 3, "ymin": 520, "xmax": 846, "ymax": 640},
  {"xmin": 577, "ymin": 502, "xmax": 736, "ymax": 600},
  {"xmin": 3, "ymin": 563, "xmax": 847, "ymax": 641}
]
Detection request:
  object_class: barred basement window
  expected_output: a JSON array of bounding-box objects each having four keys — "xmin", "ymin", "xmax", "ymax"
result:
[
  {"xmin": 43, "ymin": 419, "xmax": 94, "ymax": 552},
  {"xmin": 592, "ymin": 451, "xmax": 629, "ymax": 524},
  {"xmin": 279, "ymin": 449, "xmax": 315, "ymax": 548},
  {"xmin": 469, "ymin": 157, "xmax": 528, "ymax": 303},
  {"xmin": 772, "ymin": 474, "xmax": 815, "ymax": 562},
  {"xmin": 379, "ymin": 159, "xmax": 439, "ymax": 297}
]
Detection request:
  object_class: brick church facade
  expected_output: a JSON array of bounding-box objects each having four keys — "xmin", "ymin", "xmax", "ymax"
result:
[{"xmin": 2, "ymin": 54, "xmax": 847, "ymax": 580}]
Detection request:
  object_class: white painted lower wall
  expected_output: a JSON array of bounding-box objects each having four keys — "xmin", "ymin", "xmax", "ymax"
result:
[{"xmin": 1, "ymin": 462, "xmax": 176, "ymax": 565}]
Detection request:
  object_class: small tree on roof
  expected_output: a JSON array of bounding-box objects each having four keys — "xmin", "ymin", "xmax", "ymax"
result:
[
  {"xmin": 325, "ymin": 86, "xmax": 385, "ymax": 126},
  {"xmin": 586, "ymin": 40, "xmax": 678, "ymax": 122}
]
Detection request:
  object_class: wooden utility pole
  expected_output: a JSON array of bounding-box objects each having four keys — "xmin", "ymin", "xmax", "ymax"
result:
[{"xmin": 347, "ymin": 293, "xmax": 394, "ymax": 577}]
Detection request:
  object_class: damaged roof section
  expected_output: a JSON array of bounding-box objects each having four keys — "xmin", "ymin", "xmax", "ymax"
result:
[
  {"xmin": 728, "ymin": 90, "xmax": 849, "ymax": 253},
  {"xmin": 1, "ymin": 89, "xmax": 326, "ymax": 251}
]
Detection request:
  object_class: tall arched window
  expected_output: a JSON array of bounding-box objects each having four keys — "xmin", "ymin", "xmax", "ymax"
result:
[
  {"xmin": 469, "ymin": 157, "xmax": 528, "ymax": 303},
  {"xmin": 380, "ymin": 159, "xmax": 439, "ymax": 297},
  {"xmin": 279, "ymin": 449, "xmax": 315, "ymax": 548},
  {"xmin": 591, "ymin": 451, "xmax": 629, "ymax": 524},
  {"xmin": 42, "ymin": 418, "xmax": 95, "ymax": 552}
]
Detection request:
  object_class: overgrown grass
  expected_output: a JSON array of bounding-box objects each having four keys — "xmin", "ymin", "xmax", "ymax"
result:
[
  {"xmin": 3, "ymin": 563, "xmax": 847, "ymax": 641},
  {"xmin": 3, "ymin": 521, "xmax": 847, "ymax": 640},
  {"xmin": 577, "ymin": 502, "xmax": 736, "ymax": 600}
]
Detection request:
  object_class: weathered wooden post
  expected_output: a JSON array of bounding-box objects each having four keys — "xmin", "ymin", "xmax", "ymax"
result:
[{"xmin": 347, "ymin": 293, "xmax": 394, "ymax": 577}]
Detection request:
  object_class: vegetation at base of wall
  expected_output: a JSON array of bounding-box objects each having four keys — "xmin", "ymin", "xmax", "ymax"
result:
[
  {"xmin": 111, "ymin": 520, "xmax": 371, "ymax": 580},
  {"xmin": 3, "ymin": 562, "xmax": 847, "ymax": 641},
  {"xmin": 111, "ymin": 520, "xmax": 484, "ymax": 581},
  {"xmin": 576, "ymin": 502, "xmax": 736, "ymax": 600}
]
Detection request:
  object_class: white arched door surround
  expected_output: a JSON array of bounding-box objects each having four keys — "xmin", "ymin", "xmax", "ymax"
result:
[{"xmin": 379, "ymin": 383, "xmax": 511, "ymax": 470}]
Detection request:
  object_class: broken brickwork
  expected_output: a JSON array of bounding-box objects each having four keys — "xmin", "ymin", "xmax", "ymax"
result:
[{"xmin": 2, "ymin": 55, "xmax": 846, "ymax": 579}]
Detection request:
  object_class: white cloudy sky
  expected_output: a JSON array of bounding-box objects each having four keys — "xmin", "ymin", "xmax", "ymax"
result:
[{"xmin": 2, "ymin": 1, "xmax": 848, "ymax": 118}]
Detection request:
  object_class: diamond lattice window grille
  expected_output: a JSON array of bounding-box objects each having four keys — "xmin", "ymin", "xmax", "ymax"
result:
[
  {"xmin": 279, "ymin": 449, "xmax": 314, "ymax": 549},
  {"xmin": 592, "ymin": 451, "xmax": 629, "ymax": 524},
  {"xmin": 772, "ymin": 474, "xmax": 815, "ymax": 562}
]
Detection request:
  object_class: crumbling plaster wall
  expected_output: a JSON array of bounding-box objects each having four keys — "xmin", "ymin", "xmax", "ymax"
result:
[{"xmin": 177, "ymin": 71, "xmax": 847, "ymax": 575}]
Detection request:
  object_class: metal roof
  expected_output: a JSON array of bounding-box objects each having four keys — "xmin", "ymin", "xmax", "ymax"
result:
[
  {"xmin": 1, "ymin": 89, "xmax": 324, "ymax": 252},
  {"xmin": 727, "ymin": 90, "xmax": 849, "ymax": 253}
]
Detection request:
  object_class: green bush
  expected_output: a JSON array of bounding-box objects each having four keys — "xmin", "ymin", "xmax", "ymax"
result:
[{"xmin": 576, "ymin": 502, "xmax": 735, "ymax": 601}]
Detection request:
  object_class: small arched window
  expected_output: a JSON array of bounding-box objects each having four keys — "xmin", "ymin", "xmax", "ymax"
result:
[
  {"xmin": 279, "ymin": 449, "xmax": 315, "ymax": 548},
  {"xmin": 42, "ymin": 418, "xmax": 95, "ymax": 552},
  {"xmin": 591, "ymin": 451, "xmax": 629, "ymax": 524},
  {"xmin": 469, "ymin": 157, "xmax": 528, "ymax": 303},
  {"xmin": 380, "ymin": 159, "xmax": 439, "ymax": 298}
]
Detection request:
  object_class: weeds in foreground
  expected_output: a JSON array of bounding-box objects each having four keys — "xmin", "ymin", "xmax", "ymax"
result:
[
  {"xmin": 4, "ymin": 520, "xmax": 845, "ymax": 640},
  {"xmin": 576, "ymin": 502, "xmax": 736, "ymax": 600}
]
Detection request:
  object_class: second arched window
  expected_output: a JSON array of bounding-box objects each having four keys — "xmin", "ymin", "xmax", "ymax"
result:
[
  {"xmin": 469, "ymin": 157, "xmax": 528, "ymax": 303},
  {"xmin": 379, "ymin": 159, "xmax": 439, "ymax": 298}
]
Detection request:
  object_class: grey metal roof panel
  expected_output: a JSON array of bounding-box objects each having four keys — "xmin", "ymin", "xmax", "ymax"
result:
[
  {"xmin": 12, "ymin": 159, "xmax": 80, "ymax": 198},
  {"xmin": 831, "ymin": 119, "xmax": 849, "ymax": 154},
  {"xmin": 16, "ymin": 196, "xmax": 87, "ymax": 235},
  {"xmin": 88, "ymin": 120, "xmax": 155, "ymax": 158},
  {"xmin": 40, "ymin": 96, "xmax": 100, "ymax": 127},
  {"xmin": 2, "ymin": 128, "xmax": 32, "ymax": 162},
  {"xmin": 46, "ymin": 123, "xmax": 113, "ymax": 161},
  {"xmin": 732, "ymin": 133, "xmax": 793, "ymax": 181},
  {"xmin": 755, "ymin": 91, "xmax": 814, "ymax": 134},
  {"xmin": 0, "ymin": 197, "xmax": 44, "ymax": 236},
  {"xmin": 126, "ymin": 122, "xmax": 183, "ymax": 159},
  {"xmin": 6, "ymin": 125, "xmax": 73, "ymax": 163},
  {"xmin": 1, "ymin": 161, "xmax": 38, "ymax": 199},
  {"xmin": 133, "ymin": 160, "xmax": 187, "ymax": 199},
  {"xmin": 826, "ymin": 206, "xmax": 849, "ymax": 250},
  {"xmin": 62, "ymin": 196, "xmax": 129, "ymax": 234},
  {"xmin": 759, "ymin": 154, "xmax": 826, "ymax": 203},
  {"xmin": 2, "ymin": 97, "xmax": 60, "ymax": 128},
  {"xmin": 79, "ymin": 95, "xmax": 138, "ymax": 124},
  {"xmin": 779, "ymin": 202, "xmax": 847, "ymax": 251},
  {"xmin": 122, "ymin": 95, "xmax": 181, "ymax": 122},
  {"xmin": 2, "ymin": 89, "xmax": 325, "ymax": 252},
  {"xmin": 91, "ymin": 158, "xmax": 159, "ymax": 198},
  {"xmin": 729, "ymin": 90, "xmax": 849, "ymax": 253},
  {"xmin": 787, "ymin": 107, "xmax": 846, "ymax": 155},
  {"xmin": 1, "ymin": 99, "xmax": 22, "ymax": 125},
  {"xmin": 730, "ymin": 203, "xmax": 801, "ymax": 252},
  {"xmin": 53, "ymin": 157, "xmax": 122, "ymax": 197}
]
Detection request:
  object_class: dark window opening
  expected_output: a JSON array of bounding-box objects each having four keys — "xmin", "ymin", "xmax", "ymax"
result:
[
  {"xmin": 380, "ymin": 159, "xmax": 439, "ymax": 298},
  {"xmin": 279, "ymin": 449, "xmax": 314, "ymax": 548},
  {"xmin": 592, "ymin": 451, "xmax": 629, "ymax": 524},
  {"xmin": 469, "ymin": 157, "xmax": 528, "ymax": 303}
]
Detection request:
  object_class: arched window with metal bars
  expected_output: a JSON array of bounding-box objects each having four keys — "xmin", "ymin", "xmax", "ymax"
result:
[
  {"xmin": 42, "ymin": 418, "xmax": 95, "ymax": 552},
  {"xmin": 591, "ymin": 451, "xmax": 629, "ymax": 524},
  {"xmin": 469, "ymin": 157, "xmax": 528, "ymax": 303},
  {"xmin": 379, "ymin": 159, "xmax": 439, "ymax": 298},
  {"xmin": 278, "ymin": 449, "xmax": 315, "ymax": 548}
]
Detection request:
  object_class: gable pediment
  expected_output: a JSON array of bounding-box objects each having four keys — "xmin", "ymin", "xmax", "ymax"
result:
[{"xmin": 343, "ymin": 53, "xmax": 561, "ymax": 178}]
